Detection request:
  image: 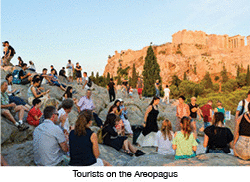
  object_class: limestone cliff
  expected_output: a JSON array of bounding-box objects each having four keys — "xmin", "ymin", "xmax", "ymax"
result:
[{"xmin": 104, "ymin": 29, "xmax": 250, "ymax": 85}]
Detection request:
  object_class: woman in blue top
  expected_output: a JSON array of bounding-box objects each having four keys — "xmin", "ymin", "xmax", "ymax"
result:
[
  {"xmin": 49, "ymin": 69, "xmax": 67, "ymax": 91},
  {"xmin": 214, "ymin": 100, "xmax": 226, "ymax": 124},
  {"xmin": 69, "ymin": 110, "xmax": 111, "ymax": 166}
]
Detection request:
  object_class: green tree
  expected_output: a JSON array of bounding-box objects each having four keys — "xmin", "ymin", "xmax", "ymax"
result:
[
  {"xmin": 220, "ymin": 65, "xmax": 229, "ymax": 83},
  {"xmin": 106, "ymin": 72, "xmax": 110, "ymax": 84},
  {"xmin": 236, "ymin": 65, "xmax": 240, "ymax": 78},
  {"xmin": 90, "ymin": 71, "xmax": 95, "ymax": 83},
  {"xmin": 246, "ymin": 65, "xmax": 250, "ymax": 86},
  {"xmin": 202, "ymin": 72, "xmax": 213, "ymax": 89},
  {"xmin": 95, "ymin": 72, "xmax": 99, "ymax": 85},
  {"xmin": 131, "ymin": 63, "xmax": 138, "ymax": 88},
  {"xmin": 117, "ymin": 74, "xmax": 122, "ymax": 85},
  {"xmin": 183, "ymin": 72, "xmax": 187, "ymax": 80},
  {"xmin": 171, "ymin": 74, "xmax": 181, "ymax": 87},
  {"xmin": 142, "ymin": 45, "xmax": 161, "ymax": 97}
]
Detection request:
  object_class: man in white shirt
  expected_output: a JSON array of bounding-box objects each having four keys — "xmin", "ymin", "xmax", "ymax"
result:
[
  {"xmin": 66, "ymin": 59, "xmax": 74, "ymax": 82},
  {"xmin": 235, "ymin": 90, "xmax": 250, "ymax": 121},
  {"xmin": 58, "ymin": 99, "xmax": 74, "ymax": 134},
  {"xmin": 82, "ymin": 72, "xmax": 90, "ymax": 89},
  {"xmin": 162, "ymin": 85, "xmax": 170, "ymax": 104}
]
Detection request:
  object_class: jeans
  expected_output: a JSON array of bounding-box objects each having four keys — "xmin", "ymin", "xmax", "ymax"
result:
[
  {"xmin": 109, "ymin": 90, "xmax": 115, "ymax": 102},
  {"xmin": 155, "ymin": 88, "xmax": 160, "ymax": 97},
  {"xmin": 207, "ymin": 149, "xmax": 225, "ymax": 153}
]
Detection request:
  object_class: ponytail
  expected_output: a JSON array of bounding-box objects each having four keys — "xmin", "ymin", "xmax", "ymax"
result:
[{"xmin": 180, "ymin": 116, "xmax": 192, "ymax": 140}]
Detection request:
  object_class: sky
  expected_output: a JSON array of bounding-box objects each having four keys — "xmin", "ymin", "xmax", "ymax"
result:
[{"xmin": 2, "ymin": 0, "xmax": 250, "ymax": 75}]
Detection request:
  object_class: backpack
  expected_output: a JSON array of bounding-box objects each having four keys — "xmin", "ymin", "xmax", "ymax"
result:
[
  {"xmin": 87, "ymin": 77, "xmax": 92, "ymax": 87},
  {"xmin": 12, "ymin": 69, "xmax": 21, "ymax": 84},
  {"xmin": 97, "ymin": 128, "xmax": 107, "ymax": 144},
  {"xmin": 239, "ymin": 99, "xmax": 245, "ymax": 116}
]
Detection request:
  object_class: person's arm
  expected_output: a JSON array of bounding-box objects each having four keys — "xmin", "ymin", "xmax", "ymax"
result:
[
  {"xmin": 203, "ymin": 134, "xmax": 209, "ymax": 148},
  {"xmin": 31, "ymin": 86, "xmax": 47, "ymax": 98},
  {"xmin": 186, "ymin": 104, "xmax": 190, "ymax": 117},
  {"xmin": 197, "ymin": 107, "xmax": 202, "ymax": 120},
  {"xmin": 59, "ymin": 141, "xmax": 69, "ymax": 152},
  {"xmin": 59, "ymin": 113, "xmax": 68, "ymax": 128},
  {"xmin": 143, "ymin": 105, "xmax": 152, "ymax": 126},
  {"xmin": 209, "ymin": 109, "xmax": 213, "ymax": 121},
  {"xmin": 20, "ymin": 72, "xmax": 30, "ymax": 80},
  {"xmin": 1, "ymin": 102, "xmax": 16, "ymax": 108},
  {"xmin": 172, "ymin": 132, "xmax": 178, "ymax": 150},
  {"xmin": 3, "ymin": 47, "xmax": 8, "ymax": 57},
  {"xmin": 76, "ymin": 98, "xmax": 84, "ymax": 113},
  {"xmin": 235, "ymin": 111, "xmax": 240, "ymax": 121},
  {"xmin": 91, "ymin": 133, "xmax": 100, "ymax": 159},
  {"xmin": 233, "ymin": 115, "xmax": 243, "ymax": 147}
]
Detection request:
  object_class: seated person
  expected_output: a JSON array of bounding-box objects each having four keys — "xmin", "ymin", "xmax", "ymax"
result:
[
  {"xmin": 1, "ymin": 80, "xmax": 29, "ymax": 131},
  {"xmin": 17, "ymin": 56, "xmax": 23, "ymax": 67},
  {"xmin": 62, "ymin": 86, "xmax": 77, "ymax": 104},
  {"xmin": 5, "ymin": 73, "xmax": 31, "ymax": 111},
  {"xmin": 27, "ymin": 98, "xmax": 43, "ymax": 127},
  {"xmin": 40, "ymin": 68, "xmax": 53, "ymax": 85},
  {"xmin": 27, "ymin": 61, "xmax": 36, "ymax": 72},
  {"xmin": 49, "ymin": 69, "xmax": 67, "ymax": 91},
  {"xmin": 233, "ymin": 102, "xmax": 250, "ymax": 160},
  {"xmin": 19, "ymin": 63, "xmax": 32, "ymax": 85},
  {"xmin": 59, "ymin": 67, "xmax": 68, "ymax": 81},
  {"xmin": 102, "ymin": 113, "xmax": 145, "ymax": 157},
  {"xmin": 69, "ymin": 110, "xmax": 111, "ymax": 166},
  {"xmin": 204, "ymin": 112, "xmax": 233, "ymax": 153},
  {"xmin": 172, "ymin": 116, "xmax": 198, "ymax": 160},
  {"xmin": 27, "ymin": 77, "xmax": 50, "ymax": 106}
]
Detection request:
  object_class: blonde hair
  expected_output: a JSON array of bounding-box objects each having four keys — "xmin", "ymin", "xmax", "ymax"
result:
[
  {"xmin": 160, "ymin": 119, "xmax": 172, "ymax": 141},
  {"xmin": 44, "ymin": 98, "xmax": 59, "ymax": 109},
  {"xmin": 180, "ymin": 117, "xmax": 192, "ymax": 140}
]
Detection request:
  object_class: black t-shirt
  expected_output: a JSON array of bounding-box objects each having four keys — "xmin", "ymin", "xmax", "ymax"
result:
[
  {"xmin": 204, "ymin": 125, "xmax": 233, "ymax": 153},
  {"xmin": 59, "ymin": 69, "xmax": 66, "ymax": 76},
  {"xmin": 108, "ymin": 82, "xmax": 115, "ymax": 91},
  {"xmin": 189, "ymin": 103, "xmax": 199, "ymax": 118},
  {"xmin": 8, "ymin": 46, "xmax": 15, "ymax": 56},
  {"xmin": 19, "ymin": 69, "xmax": 26, "ymax": 80},
  {"xmin": 51, "ymin": 68, "xmax": 57, "ymax": 75},
  {"xmin": 76, "ymin": 66, "xmax": 81, "ymax": 73}
]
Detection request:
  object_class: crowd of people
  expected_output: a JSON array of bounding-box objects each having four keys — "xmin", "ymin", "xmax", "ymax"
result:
[{"xmin": 1, "ymin": 41, "xmax": 250, "ymax": 166}]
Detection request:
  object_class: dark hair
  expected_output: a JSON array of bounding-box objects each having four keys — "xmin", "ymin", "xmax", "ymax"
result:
[
  {"xmin": 248, "ymin": 102, "xmax": 250, "ymax": 113},
  {"xmin": 166, "ymin": 85, "xmax": 168, "ymax": 88},
  {"xmin": 32, "ymin": 74, "xmax": 40, "ymax": 83},
  {"xmin": 33, "ymin": 77, "xmax": 40, "ymax": 84},
  {"xmin": 18, "ymin": 57, "xmax": 23, "ymax": 64},
  {"xmin": 110, "ymin": 78, "xmax": 113, "ymax": 81},
  {"xmin": 29, "ymin": 61, "xmax": 33, "ymax": 64},
  {"xmin": 42, "ymin": 68, "xmax": 47, "ymax": 71},
  {"xmin": 68, "ymin": 59, "xmax": 71, "ymax": 63},
  {"xmin": 180, "ymin": 116, "xmax": 192, "ymax": 139},
  {"xmin": 79, "ymin": 109, "xmax": 94, "ymax": 121},
  {"xmin": 44, "ymin": 106, "xmax": 56, "ymax": 119},
  {"xmin": 21, "ymin": 63, "xmax": 27, "ymax": 68},
  {"xmin": 248, "ymin": 90, "xmax": 250, "ymax": 95},
  {"xmin": 213, "ymin": 112, "xmax": 224, "ymax": 126},
  {"xmin": 5, "ymin": 73, "xmax": 13, "ymax": 85},
  {"xmin": 75, "ymin": 110, "xmax": 92, "ymax": 136},
  {"xmin": 179, "ymin": 95, "xmax": 186, "ymax": 101},
  {"xmin": 104, "ymin": 113, "xmax": 117, "ymax": 127},
  {"xmin": 61, "ymin": 98, "xmax": 74, "ymax": 109},
  {"xmin": 32, "ymin": 98, "xmax": 41, "ymax": 106},
  {"xmin": 114, "ymin": 100, "xmax": 121, "ymax": 112},
  {"xmin": 108, "ymin": 105, "xmax": 117, "ymax": 114},
  {"xmin": 62, "ymin": 67, "xmax": 65, "ymax": 69},
  {"xmin": 63, "ymin": 86, "xmax": 73, "ymax": 98},
  {"xmin": 149, "ymin": 96, "xmax": 160, "ymax": 105},
  {"xmin": 84, "ymin": 72, "xmax": 87, "ymax": 75}
]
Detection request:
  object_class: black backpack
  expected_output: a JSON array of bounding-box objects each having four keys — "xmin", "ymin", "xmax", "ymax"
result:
[
  {"xmin": 87, "ymin": 77, "xmax": 92, "ymax": 87},
  {"xmin": 239, "ymin": 99, "xmax": 245, "ymax": 116}
]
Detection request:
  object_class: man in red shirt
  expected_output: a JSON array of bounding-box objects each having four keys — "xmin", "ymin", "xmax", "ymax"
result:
[
  {"xmin": 200, "ymin": 100, "xmax": 213, "ymax": 129},
  {"xmin": 27, "ymin": 98, "xmax": 43, "ymax": 126}
]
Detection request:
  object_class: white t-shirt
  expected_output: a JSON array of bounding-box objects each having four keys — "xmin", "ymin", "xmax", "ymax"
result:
[
  {"xmin": 67, "ymin": 63, "xmax": 73, "ymax": 71},
  {"xmin": 155, "ymin": 130, "xmax": 175, "ymax": 155},
  {"xmin": 82, "ymin": 76, "xmax": 89, "ymax": 89},
  {"xmin": 237, "ymin": 99, "xmax": 249, "ymax": 114},
  {"xmin": 7, "ymin": 85, "xmax": 12, "ymax": 96},
  {"xmin": 164, "ymin": 88, "xmax": 170, "ymax": 96},
  {"xmin": 58, "ymin": 108, "xmax": 70, "ymax": 133}
]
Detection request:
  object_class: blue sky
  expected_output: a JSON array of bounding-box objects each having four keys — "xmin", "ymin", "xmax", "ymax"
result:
[{"xmin": 2, "ymin": 0, "xmax": 250, "ymax": 75}]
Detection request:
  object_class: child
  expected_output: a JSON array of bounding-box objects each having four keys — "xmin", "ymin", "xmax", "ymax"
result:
[
  {"xmin": 27, "ymin": 98, "xmax": 43, "ymax": 126},
  {"xmin": 155, "ymin": 119, "xmax": 175, "ymax": 155},
  {"xmin": 172, "ymin": 116, "xmax": 198, "ymax": 160},
  {"xmin": 129, "ymin": 86, "xmax": 133, "ymax": 99}
]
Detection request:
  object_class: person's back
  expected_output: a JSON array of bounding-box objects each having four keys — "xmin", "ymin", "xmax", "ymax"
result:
[
  {"xmin": 33, "ymin": 119, "xmax": 65, "ymax": 166},
  {"xmin": 155, "ymin": 130, "xmax": 174, "ymax": 155}
]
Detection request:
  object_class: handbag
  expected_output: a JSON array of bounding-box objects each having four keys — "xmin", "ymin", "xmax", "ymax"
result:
[{"xmin": 97, "ymin": 128, "xmax": 107, "ymax": 144}]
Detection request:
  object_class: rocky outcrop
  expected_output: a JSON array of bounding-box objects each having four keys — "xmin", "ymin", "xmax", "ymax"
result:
[{"xmin": 104, "ymin": 30, "xmax": 250, "ymax": 85}]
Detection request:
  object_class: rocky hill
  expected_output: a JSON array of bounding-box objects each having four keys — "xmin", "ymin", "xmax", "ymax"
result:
[
  {"xmin": 104, "ymin": 29, "xmax": 250, "ymax": 85},
  {"xmin": 1, "ymin": 66, "xmax": 250, "ymax": 166}
]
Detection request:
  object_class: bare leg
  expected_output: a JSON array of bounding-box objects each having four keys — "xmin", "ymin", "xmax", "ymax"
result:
[
  {"xmin": 102, "ymin": 159, "xmax": 112, "ymax": 166},
  {"xmin": 24, "ymin": 104, "xmax": 31, "ymax": 111},
  {"xmin": 2, "ymin": 110, "xmax": 17, "ymax": 125},
  {"xmin": 122, "ymin": 139, "xmax": 129, "ymax": 151},
  {"xmin": 14, "ymin": 105, "xmax": 25, "ymax": 121},
  {"xmin": 127, "ymin": 140, "xmax": 137, "ymax": 153},
  {"xmin": 192, "ymin": 121, "xmax": 197, "ymax": 139}
]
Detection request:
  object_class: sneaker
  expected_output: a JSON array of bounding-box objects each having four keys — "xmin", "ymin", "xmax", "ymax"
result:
[
  {"xmin": 135, "ymin": 150, "xmax": 145, "ymax": 157},
  {"xmin": 18, "ymin": 123, "xmax": 29, "ymax": 131}
]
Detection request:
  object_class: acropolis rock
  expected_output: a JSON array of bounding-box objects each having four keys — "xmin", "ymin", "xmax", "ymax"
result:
[{"xmin": 104, "ymin": 29, "xmax": 250, "ymax": 85}]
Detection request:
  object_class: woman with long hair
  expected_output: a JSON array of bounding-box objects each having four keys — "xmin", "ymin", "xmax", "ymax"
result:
[
  {"xmin": 203, "ymin": 112, "xmax": 233, "ymax": 153},
  {"xmin": 62, "ymin": 86, "xmax": 78, "ymax": 104},
  {"xmin": 136, "ymin": 96, "xmax": 160, "ymax": 147},
  {"xmin": 172, "ymin": 116, "xmax": 198, "ymax": 160},
  {"xmin": 5, "ymin": 73, "xmax": 31, "ymax": 111},
  {"xmin": 102, "ymin": 113, "xmax": 145, "ymax": 156},
  {"xmin": 233, "ymin": 103, "xmax": 250, "ymax": 160},
  {"xmin": 69, "ymin": 110, "xmax": 111, "ymax": 166},
  {"xmin": 155, "ymin": 119, "xmax": 174, "ymax": 155}
]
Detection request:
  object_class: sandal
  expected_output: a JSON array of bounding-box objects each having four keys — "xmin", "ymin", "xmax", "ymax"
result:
[{"xmin": 124, "ymin": 150, "xmax": 134, "ymax": 156}]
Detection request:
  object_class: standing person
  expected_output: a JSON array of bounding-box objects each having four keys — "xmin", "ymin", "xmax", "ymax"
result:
[
  {"xmin": 69, "ymin": 110, "xmax": 111, "ymax": 166},
  {"xmin": 188, "ymin": 97, "xmax": 202, "ymax": 140},
  {"xmin": 28, "ymin": 61, "xmax": 36, "ymax": 72},
  {"xmin": 107, "ymin": 78, "xmax": 116, "ymax": 102},
  {"xmin": 203, "ymin": 112, "xmax": 233, "ymax": 153},
  {"xmin": 136, "ymin": 77, "xmax": 144, "ymax": 99},
  {"xmin": 214, "ymin": 100, "xmax": 226, "ymax": 124},
  {"xmin": 33, "ymin": 106, "xmax": 69, "ymax": 166},
  {"xmin": 155, "ymin": 80, "xmax": 160, "ymax": 97},
  {"xmin": 59, "ymin": 67, "xmax": 68, "ymax": 81},
  {"xmin": 75, "ymin": 62, "xmax": 82, "ymax": 85},
  {"xmin": 77, "ymin": 89, "xmax": 103, "ymax": 127},
  {"xmin": 233, "ymin": 103, "xmax": 250, "ymax": 160},
  {"xmin": 136, "ymin": 96, "xmax": 160, "ymax": 147},
  {"xmin": 155, "ymin": 119, "xmax": 175, "ymax": 155},
  {"xmin": 2, "ymin": 41, "xmax": 15, "ymax": 65},
  {"xmin": 1, "ymin": 81, "xmax": 29, "ymax": 131},
  {"xmin": 172, "ymin": 116, "xmax": 198, "ymax": 160},
  {"xmin": 58, "ymin": 99, "xmax": 74, "ymax": 134},
  {"xmin": 162, "ymin": 85, "xmax": 170, "ymax": 104},
  {"xmin": 235, "ymin": 90, "xmax": 250, "ymax": 121},
  {"xmin": 66, "ymin": 60, "xmax": 74, "ymax": 82},
  {"xmin": 82, "ymin": 72, "xmax": 90, "ymax": 89},
  {"xmin": 176, "ymin": 96, "xmax": 190, "ymax": 131},
  {"xmin": 50, "ymin": 65, "xmax": 58, "ymax": 75},
  {"xmin": 27, "ymin": 98, "xmax": 43, "ymax": 127},
  {"xmin": 200, "ymin": 100, "xmax": 213, "ymax": 129},
  {"xmin": 19, "ymin": 63, "xmax": 32, "ymax": 85}
]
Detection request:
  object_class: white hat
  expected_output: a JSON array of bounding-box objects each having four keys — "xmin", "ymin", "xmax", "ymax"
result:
[{"xmin": 118, "ymin": 98, "xmax": 123, "ymax": 102}]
